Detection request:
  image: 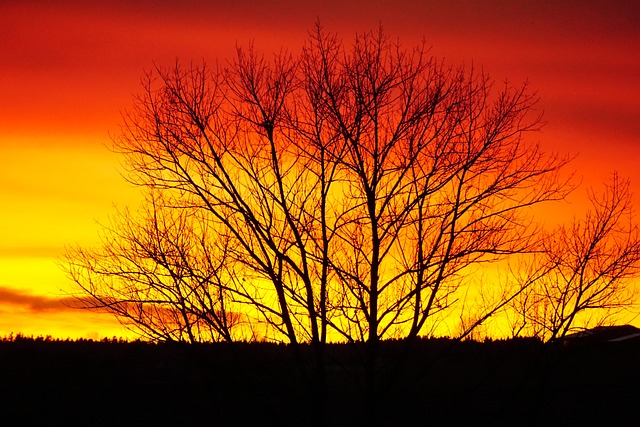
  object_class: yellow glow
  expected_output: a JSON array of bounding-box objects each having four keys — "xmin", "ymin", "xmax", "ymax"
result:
[
  {"xmin": 0, "ymin": 133, "xmax": 142, "ymax": 339},
  {"xmin": 0, "ymin": 257, "xmax": 133, "ymax": 339}
]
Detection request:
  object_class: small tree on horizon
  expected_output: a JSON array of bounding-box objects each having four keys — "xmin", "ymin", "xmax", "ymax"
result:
[{"xmin": 506, "ymin": 174, "xmax": 640, "ymax": 342}]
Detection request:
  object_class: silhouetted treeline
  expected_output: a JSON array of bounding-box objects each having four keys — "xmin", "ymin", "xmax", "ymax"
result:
[
  {"xmin": 0, "ymin": 332, "xmax": 130, "ymax": 343},
  {"xmin": 0, "ymin": 336, "xmax": 637, "ymax": 426}
]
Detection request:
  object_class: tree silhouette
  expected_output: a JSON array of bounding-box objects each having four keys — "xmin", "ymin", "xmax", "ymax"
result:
[
  {"xmin": 507, "ymin": 174, "xmax": 640, "ymax": 341},
  {"xmin": 66, "ymin": 192, "xmax": 242, "ymax": 343},
  {"xmin": 64, "ymin": 24, "xmax": 574, "ymax": 418}
]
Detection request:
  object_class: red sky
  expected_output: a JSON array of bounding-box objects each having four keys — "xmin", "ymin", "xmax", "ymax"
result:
[{"xmin": 1, "ymin": 0, "xmax": 639, "ymax": 339}]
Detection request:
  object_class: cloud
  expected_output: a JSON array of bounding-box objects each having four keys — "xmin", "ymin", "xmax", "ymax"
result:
[{"xmin": 0, "ymin": 286, "xmax": 83, "ymax": 313}]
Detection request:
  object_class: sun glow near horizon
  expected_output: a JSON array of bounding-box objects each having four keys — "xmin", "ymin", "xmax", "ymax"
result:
[{"xmin": 0, "ymin": 133, "xmax": 142, "ymax": 339}]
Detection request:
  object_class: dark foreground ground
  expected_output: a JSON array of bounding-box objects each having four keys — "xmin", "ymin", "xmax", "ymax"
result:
[{"xmin": 0, "ymin": 335, "xmax": 638, "ymax": 426}]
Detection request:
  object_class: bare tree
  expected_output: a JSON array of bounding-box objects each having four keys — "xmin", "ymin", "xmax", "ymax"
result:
[
  {"xmin": 64, "ymin": 24, "xmax": 573, "ymax": 418},
  {"xmin": 65, "ymin": 192, "xmax": 242, "ymax": 343},
  {"xmin": 507, "ymin": 174, "xmax": 640, "ymax": 341}
]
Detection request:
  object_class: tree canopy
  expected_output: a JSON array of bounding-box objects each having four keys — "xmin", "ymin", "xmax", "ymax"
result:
[{"xmin": 66, "ymin": 25, "xmax": 638, "ymax": 349}]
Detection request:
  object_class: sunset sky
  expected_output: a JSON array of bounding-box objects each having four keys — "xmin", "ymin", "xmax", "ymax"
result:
[{"xmin": 1, "ymin": 1, "xmax": 638, "ymax": 339}]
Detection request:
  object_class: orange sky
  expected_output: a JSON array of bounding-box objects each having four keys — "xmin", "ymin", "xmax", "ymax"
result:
[{"xmin": 1, "ymin": 1, "xmax": 639, "ymax": 339}]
